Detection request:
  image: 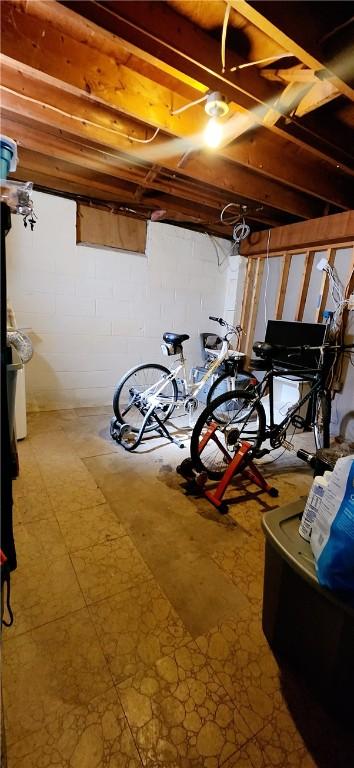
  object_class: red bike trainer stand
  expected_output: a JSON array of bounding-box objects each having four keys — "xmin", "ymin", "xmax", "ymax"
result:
[{"xmin": 198, "ymin": 424, "xmax": 278, "ymax": 513}]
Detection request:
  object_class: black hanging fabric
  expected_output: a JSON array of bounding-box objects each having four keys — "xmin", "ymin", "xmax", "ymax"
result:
[{"xmin": 1, "ymin": 202, "xmax": 17, "ymax": 618}]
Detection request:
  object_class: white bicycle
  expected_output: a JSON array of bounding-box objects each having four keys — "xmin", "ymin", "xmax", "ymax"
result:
[{"xmin": 111, "ymin": 316, "xmax": 254, "ymax": 451}]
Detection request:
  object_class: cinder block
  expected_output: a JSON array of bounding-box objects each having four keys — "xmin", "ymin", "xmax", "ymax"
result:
[
  {"xmin": 90, "ymin": 335, "xmax": 128, "ymax": 355},
  {"xmin": 94, "ymin": 250, "xmax": 132, "ymax": 281},
  {"xmin": 73, "ymin": 387, "xmax": 112, "ymax": 407},
  {"xmin": 14, "ymin": 313, "xmax": 111, "ymax": 336},
  {"xmin": 33, "ymin": 334, "xmax": 94, "ymax": 354},
  {"xmin": 111, "ymin": 317, "xmax": 145, "ymax": 336},
  {"xmin": 95, "ymin": 297, "xmax": 131, "ymax": 319},
  {"xmin": 7, "ymin": 269, "xmax": 75, "ymax": 296},
  {"xmin": 55, "ymin": 295, "xmax": 96, "ymax": 317},
  {"xmin": 9, "ymin": 293, "xmax": 55, "ymax": 315},
  {"xmin": 75, "ymin": 277, "xmax": 113, "ymax": 298},
  {"xmin": 27, "ymin": 389, "xmax": 76, "ymax": 411},
  {"xmin": 43, "ymin": 352, "xmax": 120, "ymax": 372},
  {"xmin": 55, "ymin": 369, "xmax": 118, "ymax": 389}
]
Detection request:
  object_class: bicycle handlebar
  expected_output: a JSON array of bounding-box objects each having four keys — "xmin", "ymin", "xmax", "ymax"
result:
[
  {"xmin": 209, "ymin": 316, "xmax": 242, "ymax": 335},
  {"xmin": 253, "ymin": 340, "xmax": 354, "ymax": 359}
]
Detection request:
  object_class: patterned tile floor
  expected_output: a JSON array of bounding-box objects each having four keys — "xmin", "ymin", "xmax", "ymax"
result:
[{"xmin": 2, "ymin": 408, "xmax": 353, "ymax": 767}]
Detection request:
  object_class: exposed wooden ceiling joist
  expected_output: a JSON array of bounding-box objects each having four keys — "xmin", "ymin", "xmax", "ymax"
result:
[
  {"xmin": 235, "ymin": 1, "xmax": 354, "ymax": 101},
  {"xmin": 1, "ymin": 77, "xmax": 329, "ymax": 221},
  {"xmin": 57, "ymin": 0, "xmax": 353, "ymax": 170},
  {"xmin": 1, "ymin": 0, "xmax": 352, "ymax": 237},
  {"xmin": 60, "ymin": 0, "xmax": 280, "ymax": 112},
  {"xmin": 3, "ymin": 52, "xmax": 352, "ymax": 212}
]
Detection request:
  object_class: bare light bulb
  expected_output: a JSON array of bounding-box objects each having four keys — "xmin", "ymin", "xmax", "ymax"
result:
[{"xmin": 204, "ymin": 117, "xmax": 223, "ymax": 148}]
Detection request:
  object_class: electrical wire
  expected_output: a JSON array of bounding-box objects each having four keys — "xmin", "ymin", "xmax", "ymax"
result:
[
  {"xmin": 220, "ymin": 202, "xmax": 246, "ymax": 226},
  {"xmin": 221, "ymin": 1, "xmax": 231, "ymax": 73},
  {"xmin": 170, "ymin": 94, "xmax": 208, "ymax": 116},
  {"xmin": 206, "ymin": 233, "xmax": 232, "ymax": 268},
  {"xmin": 230, "ymin": 53, "xmax": 291, "ymax": 72},
  {"xmin": 2, "ymin": 87, "xmax": 160, "ymax": 144}
]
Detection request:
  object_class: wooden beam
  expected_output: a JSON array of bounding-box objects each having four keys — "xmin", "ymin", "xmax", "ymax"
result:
[
  {"xmin": 1, "ymin": 4, "xmax": 205, "ymax": 136},
  {"xmin": 4, "ymin": 116, "xmax": 282, "ymax": 229},
  {"xmin": 240, "ymin": 259, "xmax": 257, "ymax": 351},
  {"xmin": 5, "ymin": 0, "xmax": 351, "ymax": 178},
  {"xmin": 295, "ymin": 81, "xmax": 340, "ymax": 118},
  {"xmin": 60, "ymin": 0, "xmax": 354, "ymax": 172},
  {"xmin": 295, "ymin": 250, "xmax": 315, "ymax": 321},
  {"xmin": 9, "ymin": 0, "xmax": 203, "ymax": 99},
  {"xmin": 242, "ymin": 212, "xmax": 354, "ymax": 257},
  {"xmin": 3, "ymin": 56, "xmax": 351, "ymax": 211},
  {"xmin": 315, "ymin": 248, "xmax": 336, "ymax": 323},
  {"xmin": 60, "ymin": 0, "xmax": 279, "ymax": 112},
  {"xmin": 262, "ymin": 81, "xmax": 313, "ymax": 127},
  {"xmin": 244, "ymin": 259, "xmax": 265, "ymax": 358},
  {"xmin": 235, "ymin": 1, "xmax": 354, "ymax": 102},
  {"xmin": 275, "ymin": 254, "xmax": 292, "ymax": 319},
  {"xmin": 14, "ymin": 148, "xmax": 248, "ymax": 237},
  {"xmin": 273, "ymin": 110, "xmax": 354, "ymax": 173},
  {"xmin": 262, "ymin": 68, "xmax": 319, "ymax": 84},
  {"xmin": 1, "ymin": 90, "xmax": 324, "ymax": 220}
]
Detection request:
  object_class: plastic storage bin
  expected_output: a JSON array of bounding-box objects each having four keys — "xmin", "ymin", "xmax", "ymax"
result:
[{"xmin": 262, "ymin": 500, "xmax": 354, "ymax": 717}]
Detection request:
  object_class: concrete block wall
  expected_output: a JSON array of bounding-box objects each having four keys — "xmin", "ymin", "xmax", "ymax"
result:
[{"xmin": 6, "ymin": 191, "xmax": 232, "ymax": 410}]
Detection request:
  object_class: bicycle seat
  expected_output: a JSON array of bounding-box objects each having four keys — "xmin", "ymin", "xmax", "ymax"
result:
[{"xmin": 163, "ymin": 332, "xmax": 190, "ymax": 345}]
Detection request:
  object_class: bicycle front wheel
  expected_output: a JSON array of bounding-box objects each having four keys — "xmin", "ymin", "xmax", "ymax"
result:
[
  {"xmin": 191, "ymin": 389, "xmax": 266, "ymax": 479},
  {"xmin": 113, "ymin": 363, "xmax": 179, "ymax": 433},
  {"xmin": 314, "ymin": 392, "xmax": 331, "ymax": 450}
]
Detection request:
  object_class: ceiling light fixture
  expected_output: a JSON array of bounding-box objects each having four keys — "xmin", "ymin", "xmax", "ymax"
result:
[{"xmin": 204, "ymin": 91, "xmax": 229, "ymax": 149}]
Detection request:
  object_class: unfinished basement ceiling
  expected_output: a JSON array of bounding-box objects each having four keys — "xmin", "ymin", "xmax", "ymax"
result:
[{"xmin": 1, "ymin": 0, "xmax": 353, "ymax": 237}]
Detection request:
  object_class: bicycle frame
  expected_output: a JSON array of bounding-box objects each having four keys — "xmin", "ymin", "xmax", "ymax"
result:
[
  {"xmin": 251, "ymin": 363, "xmax": 327, "ymax": 443},
  {"xmin": 140, "ymin": 336, "xmax": 242, "ymax": 410}
]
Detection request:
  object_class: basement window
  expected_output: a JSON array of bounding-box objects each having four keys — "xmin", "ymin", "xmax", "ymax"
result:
[{"xmin": 76, "ymin": 203, "xmax": 147, "ymax": 254}]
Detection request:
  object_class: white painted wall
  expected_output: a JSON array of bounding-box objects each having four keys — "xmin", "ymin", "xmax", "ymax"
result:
[{"xmin": 6, "ymin": 191, "xmax": 233, "ymax": 410}]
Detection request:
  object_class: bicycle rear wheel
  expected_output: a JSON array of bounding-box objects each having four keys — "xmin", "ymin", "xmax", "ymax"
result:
[
  {"xmin": 314, "ymin": 391, "xmax": 331, "ymax": 450},
  {"xmin": 113, "ymin": 363, "xmax": 178, "ymax": 433},
  {"xmin": 191, "ymin": 389, "xmax": 266, "ymax": 479},
  {"xmin": 207, "ymin": 371, "xmax": 255, "ymax": 423}
]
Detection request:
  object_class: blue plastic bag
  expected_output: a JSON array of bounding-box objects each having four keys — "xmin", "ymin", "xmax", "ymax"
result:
[{"xmin": 311, "ymin": 457, "xmax": 354, "ymax": 597}]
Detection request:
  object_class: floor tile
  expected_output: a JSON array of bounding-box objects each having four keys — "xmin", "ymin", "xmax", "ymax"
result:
[
  {"xmin": 49, "ymin": 486, "xmax": 106, "ymax": 514},
  {"xmin": 195, "ymin": 611, "xmax": 281, "ymax": 736},
  {"xmin": 221, "ymin": 740, "xmax": 317, "ymax": 768},
  {"xmin": 7, "ymin": 688, "xmax": 142, "ymax": 768},
  {"xmin": 14, "ymin": 518, "xmax": 67, "ymax": 567},
  {"xmin": 150, "ymin": 552, "xmax": 249, "ymax": 639},
  {"xmin": 62, "ymin": 414, "xmax": 116, "ymax": 458},
  {"xmin": 118, "ymin": 642, "xmax": 251, "ymax": 767},
  {"xmin": 212, "ymin": 534, "xmax": 265, "ymax": 613},
  {"xmin": 71, "ymin": 536, "xmax": 153, "ymax": 604},
  {"xmin": 56, "ymin": 502, "xmax": 126, "ymax": 552},
  {"xmin": 2, "ymin": 607, "xmax": 112, "ymax": 745},
  {"xmin": 74, "ymin": 405, "xmax": 113, "ymax": 417},
  {"xmin": 90, "ymin": 580, "xmax": 192, "ymax": 684},
  {"xmin": 13, "ymin": 489, "xmax": 56, "ymax": 525},
  {"xmin": 7, "ymin": 554, "xmax": 85, "ymax": 637},
  {"xmin": 27, "ymin": 409, "xmax": 77, "ymax": 435}
]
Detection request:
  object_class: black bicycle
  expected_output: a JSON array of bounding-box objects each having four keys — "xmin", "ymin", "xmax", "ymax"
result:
[{"xmin": 190, "ymin": 340, "xmax": 353, "ymax": 478}]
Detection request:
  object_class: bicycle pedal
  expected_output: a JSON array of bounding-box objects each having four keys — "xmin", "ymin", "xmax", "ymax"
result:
[{"xmin": 282, "ymin": 440, "xmax": 295, "ymax": 451}]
